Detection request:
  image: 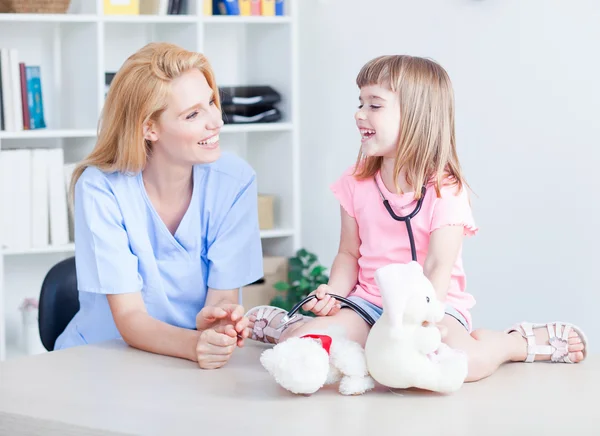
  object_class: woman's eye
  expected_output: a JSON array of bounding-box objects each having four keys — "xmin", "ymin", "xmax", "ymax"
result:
[
  {"xmin": 357, "ymin": 104, "xmax": 364, "ymax": 109},
  {"xmin": 370, "ymin": 105, "xmax": 381, "ymax": 110},
  {"xmin": 209, "ymin": 99, "xmax": 215, "ymax": 106},
  {"xmin": 186, "ymin": 111, "xmax": 198, "ymax": 120}
]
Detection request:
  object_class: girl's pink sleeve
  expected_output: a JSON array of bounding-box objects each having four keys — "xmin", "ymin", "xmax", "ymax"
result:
[
  {"xmin": 330, "ymin": 167, "xmax": 356, "ymax": 218},
  {"xmin": 430, "ymin": 184, "xmax": 478, "ymax": 237}
]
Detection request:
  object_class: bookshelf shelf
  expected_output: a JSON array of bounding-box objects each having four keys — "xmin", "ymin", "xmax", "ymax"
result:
[
  {"xmin": 0, "ymin": 129, "xmax": 97, "ymax": 139},
  {"xmin": 0, "ymin": 125, "xmax": 292, "ymax": 139},
  {"xmin": 0, "ymin": 14, "xmax": 98, "ymax": 23},
  {"xmin": 0, "ymin": 15, "xmax": 291, "ymax": 25},
  {"xmin": 2, "ymin": 228, "xmax": 296, "ymax": 256},
  {"xmin": 259, "ymin": 228, "xmax": 296, "ymax": 239},
  {"xmin": 101, "ymin": 15, "xmax": 199, "ymax": 23},
  {"xmin": 2, "ymin": 244, "xmax": 76, "ymax": 256},
  {"xmin": 0, "ymin": 0, "xmax": 300, "ymax": 362},
  {"xmin": 221, "ymin": 122, "xmax": 293, "ymax": 133},
  {"xmin": 203, "ymin": 16, "xmax": 291, "ymax": 24}
]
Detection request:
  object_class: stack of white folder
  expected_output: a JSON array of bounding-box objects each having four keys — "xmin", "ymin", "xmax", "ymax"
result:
[{"xmin": 0, "ymin": 148, "xmax": 74, "ymax": 252}]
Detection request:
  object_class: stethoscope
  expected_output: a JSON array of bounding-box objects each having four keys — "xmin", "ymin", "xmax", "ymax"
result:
[
  {"xmin": 278, "ymin": 176, "xmax": 427, "ymax": 328},
  {"xmin": 375, "ymin": 179, "xmax": 427, "ymax": 264}
]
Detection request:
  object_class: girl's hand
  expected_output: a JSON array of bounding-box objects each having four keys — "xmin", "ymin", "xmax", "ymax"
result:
[
  {"xmin": 302, "ymin": 284, "xmax": 342, "ymax": 317},
  {"xmin": 195, "ymin": 328, "xmax": 237, "ymax": 369}
]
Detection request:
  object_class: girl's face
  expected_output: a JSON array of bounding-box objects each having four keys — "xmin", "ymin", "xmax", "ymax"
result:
[
  {"xmin": 355, "ymin": 84, "xmax": 400, "ymax": 158},
  {"xmin": 145, "ymin": 68, "xmax": 224, "ymax": 166}
]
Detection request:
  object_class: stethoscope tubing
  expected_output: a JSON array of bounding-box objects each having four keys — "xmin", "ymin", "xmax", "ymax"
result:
[
  {"xmin": 379, "ymin": 184, "xmax": 426, "ymax": 263},
  {"xmin": 283, "ymin": 293, "xmax": 376, "ymax": 327},
  {"xmin": 280, "ymin": 177, "xmax": 427, "ymax": 328}
]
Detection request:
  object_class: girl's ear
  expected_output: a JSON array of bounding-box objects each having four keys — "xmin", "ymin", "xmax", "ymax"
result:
[{"xmin": 143, "ymin": 121, "xmax": 159, "ymax": 142}]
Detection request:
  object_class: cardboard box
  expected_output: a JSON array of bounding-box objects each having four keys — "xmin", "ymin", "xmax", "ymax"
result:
[
  {"xmin": 258, "ymin": 195, "xmax": 274, "ymax": 230},
  {"xmin": 241, "ymin": 256, "xmax": 287, "ymax": 309},
  {"xmin": 103, "ymin": 0, "xmax": 139, "ymax": 15}
]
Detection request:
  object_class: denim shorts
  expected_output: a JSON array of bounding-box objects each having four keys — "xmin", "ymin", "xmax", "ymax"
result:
[{"xmin": 342, "ymin": 295, "xmax": 469, "ymax": 331}]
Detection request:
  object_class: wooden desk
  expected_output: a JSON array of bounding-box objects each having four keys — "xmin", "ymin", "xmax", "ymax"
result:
[{"xmin": 0, "ymin": 340, "xmax": 598, "ymax": 435}]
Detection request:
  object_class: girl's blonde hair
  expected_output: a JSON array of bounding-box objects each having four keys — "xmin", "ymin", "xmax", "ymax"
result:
[
  {"xmin": 354, "ymin": 55, "xmax": 466, "ymax": 199},
  {"xmin": 69, "ymin": 42, "xmax": 221, "ymax": 200}
]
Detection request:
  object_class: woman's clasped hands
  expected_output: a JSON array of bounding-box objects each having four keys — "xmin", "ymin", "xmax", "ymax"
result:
[{"xmin": 194, "ymin": 304, "xmax": 250, "ymax": 369}]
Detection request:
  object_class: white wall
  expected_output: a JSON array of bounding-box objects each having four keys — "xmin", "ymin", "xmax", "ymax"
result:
[{"xmin": 297, "ymin": 0, "xmax": 600, "ymax": 339}]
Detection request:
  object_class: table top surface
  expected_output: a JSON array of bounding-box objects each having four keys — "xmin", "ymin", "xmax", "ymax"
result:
[{"xmin": 0, "ymin": 340, "xmax": 598, "ymax": 436}]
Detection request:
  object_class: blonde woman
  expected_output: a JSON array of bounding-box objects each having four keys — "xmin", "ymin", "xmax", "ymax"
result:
[
  {"xmin": 247, "ymin": 55, "xmax": 588, "ymax": 381},
  {"xmin": 55, "ymin": 43, "xmax": 263, "ymax": 369}
]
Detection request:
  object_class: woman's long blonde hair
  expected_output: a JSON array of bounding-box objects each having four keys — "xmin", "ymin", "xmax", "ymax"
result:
[
  {"xmin": 353, "ymin": 55, "xmax": 466, "ymax": 199},
  {"xmin": 69, "ymin": 42, "xmax": 221, "ymax": 201}
]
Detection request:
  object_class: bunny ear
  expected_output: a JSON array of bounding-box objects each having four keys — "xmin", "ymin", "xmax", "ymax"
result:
[{"xmin": 374, "ymin": 263, "xmax": 413, "ymax": 327}]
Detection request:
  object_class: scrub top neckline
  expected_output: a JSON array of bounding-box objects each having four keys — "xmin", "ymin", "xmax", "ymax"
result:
[{"xmin": 137, "ymin": 168, "xmax": 198, "ymax": 256}]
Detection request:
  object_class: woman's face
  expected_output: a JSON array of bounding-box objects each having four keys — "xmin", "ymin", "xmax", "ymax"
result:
[{"xmin": 146, "ymin": 68, "xmax": 224, "ymax": 166}]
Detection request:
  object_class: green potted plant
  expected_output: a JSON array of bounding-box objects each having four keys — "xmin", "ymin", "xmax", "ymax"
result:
[{"xmin": 270, "ymin": 248, "xmax": 329, "ymax": 316}]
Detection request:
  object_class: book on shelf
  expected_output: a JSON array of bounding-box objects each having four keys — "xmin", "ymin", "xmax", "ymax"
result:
[
  {"xmin": 211, "ymin": 0, "xmax": 285, "ymax": 16},
  {"xmin": 239, "ymin": 0, "xmax": 250, "ymax": 15},
  {"xmin": 261, "ymin": 0, "xmax": 274, "ymax": 16},
  {"xmin": 138, "ymin": 0, "xmax": 188, "ymax": 15},
  {"xmin": 204, "ymin": 0, "xmax": 212, "ymax": 15},
  {"xmin": 275, "ymin": 0, "xmax": 284, "ymax": 16},
  {"xmin": 0, "ymin": 148, "xmax": 72, "ymax": 252},
  {"xmin": 103, "ymin": 0, "xmax": 140, "ymax": 15},
  {"xmin": 0, "ymin": 48, "xmax": 46, "ymax": 132}
]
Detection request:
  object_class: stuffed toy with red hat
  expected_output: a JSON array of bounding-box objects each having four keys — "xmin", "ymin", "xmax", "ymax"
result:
[{"xmin": 259, "ymin": 325, "xmax": 375, "ymax": 395}]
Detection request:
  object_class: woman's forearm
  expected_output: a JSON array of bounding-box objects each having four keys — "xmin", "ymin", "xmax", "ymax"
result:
[
  {"xmin": 119, "ymin": 311, "xmax": 200, "ymax": 361},
  {"xmin": 327, "ymin": 251, "xmax": 359, "ymax": 297}
]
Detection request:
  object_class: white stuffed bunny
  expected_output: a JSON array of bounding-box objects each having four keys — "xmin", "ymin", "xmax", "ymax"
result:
[
  {"xmin": 364, "ymin": 262, "xmax": 468, "ymax": 394},
  {"xmin": 260, "ymin": 325, "xmax": 375, "ymax": 396}
]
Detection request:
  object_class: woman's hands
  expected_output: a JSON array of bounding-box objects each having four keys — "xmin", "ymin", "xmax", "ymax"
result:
[
  {"xmin": 194, "ymin": 304, "xmax": 250, "ymax": 369},
  {"xmin": 301, "ymin": 284, "xmax": 343, "ymax": 317}
]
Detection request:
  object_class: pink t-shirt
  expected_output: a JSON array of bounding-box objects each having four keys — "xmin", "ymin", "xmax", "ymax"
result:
[{"xmin": 330, "ymin": 165, "xmax": 478, "ymax": 329}]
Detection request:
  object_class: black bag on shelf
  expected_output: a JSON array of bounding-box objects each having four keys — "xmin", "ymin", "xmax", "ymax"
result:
[
  {"xmin": 219, "ymin": 86, "xmax": 281, "ymax": 107},
  {"xmin": 222, "ymin": 106, "xmax": 282, "ymax": 124}
]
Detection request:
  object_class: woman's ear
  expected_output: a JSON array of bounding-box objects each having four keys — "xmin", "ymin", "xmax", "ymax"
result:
[{"xmin": 143, "ymin": 121, "xmax": 159, "ymax": 142}]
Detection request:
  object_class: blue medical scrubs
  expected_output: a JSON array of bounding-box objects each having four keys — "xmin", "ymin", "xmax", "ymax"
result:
[{"xmin": 55, "ymin": 152, "xmax": 264, "ymax": 349}]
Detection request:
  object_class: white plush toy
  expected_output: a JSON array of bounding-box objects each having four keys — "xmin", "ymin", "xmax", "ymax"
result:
[
  {"xmin": 260, "ymin": 325, "xmax": 375, "ymax": 395},
  {"xmin": 365, "ymin": 261, "xmax": 469, "ymax": 394}
]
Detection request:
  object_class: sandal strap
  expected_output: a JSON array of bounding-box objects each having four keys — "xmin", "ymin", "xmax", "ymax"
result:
[
  {"xmin": 247, "ymin": 306, "xmax": 305, "ymax": 344},
  {"xmin": 507, "ymin": 321, "xmax": 587, "ymax": 363}
]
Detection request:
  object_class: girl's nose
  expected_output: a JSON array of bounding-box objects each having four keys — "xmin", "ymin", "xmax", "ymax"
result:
[{"xmin": 355, "ymin": 109, "xmax": 366, "ymax": 121}]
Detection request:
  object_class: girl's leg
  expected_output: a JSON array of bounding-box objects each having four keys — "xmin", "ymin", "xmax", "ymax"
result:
[
  {"xmin": 440, "ymin": 316, "xmax": 586, "ymax": 382},
  {"xmin": 247, "ymin": 306, "xmax": 371, "ymax": 346},
  {"xmin": 281, "ymin": 308, "xmax": 371, "ymax": 345}
]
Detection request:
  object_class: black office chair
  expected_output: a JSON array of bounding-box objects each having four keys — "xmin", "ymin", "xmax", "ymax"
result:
[{"xmin": 38, "ymin": 256, "xmax": 80, "ymax": 351}]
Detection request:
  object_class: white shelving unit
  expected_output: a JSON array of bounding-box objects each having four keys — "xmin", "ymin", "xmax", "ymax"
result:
[{"xmin": 0, "ymin": 0, "xmax": 300, "ymax": 361}]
